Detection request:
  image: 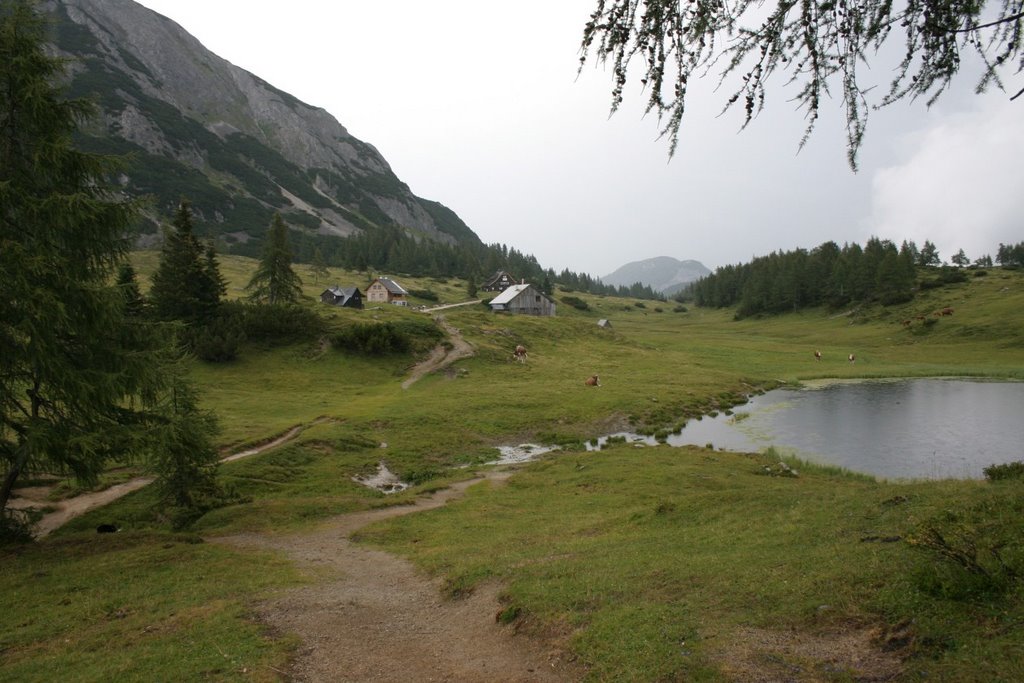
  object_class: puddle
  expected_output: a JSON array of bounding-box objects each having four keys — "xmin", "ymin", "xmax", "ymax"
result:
[
  {"xmin": 352, "ymin": 461, "xmax": 410, "ymax": 494},
  {"xmin": 485, "ymin": 443, "xmax": 561, "ymax": 465},
  {"xmin": 586, "ymin": 433, "xmax": 656, "ymax": 450}
]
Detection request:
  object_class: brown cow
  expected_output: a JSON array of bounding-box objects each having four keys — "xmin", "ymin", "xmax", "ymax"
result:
[
  {"xmin": 848, "ymin": 353, "xmax": 856, "ymax": 363},
  {"xmin": 585, "ymin": 374, "xmax": 600, "ymax": 387},
  {"xmin": 814, "ymin": 350, "xmax": 822, "ymax": 361},
  {"xmin": 939, "ymin": 307, "xmax": 954, "ymax": 316},
  {"xmin": 513, "ymin": 344, "xmax": 528, "ymax": 363}
]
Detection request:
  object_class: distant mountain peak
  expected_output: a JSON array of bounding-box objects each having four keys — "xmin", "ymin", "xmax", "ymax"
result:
[{"xmin": 601, "ymin": 256, "xmax": 710, "ymax": 295}]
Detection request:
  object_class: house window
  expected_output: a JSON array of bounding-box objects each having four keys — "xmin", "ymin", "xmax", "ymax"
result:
[{"xmin": 535, "ymin": 295, "xmax": 540, "ymax": 302}]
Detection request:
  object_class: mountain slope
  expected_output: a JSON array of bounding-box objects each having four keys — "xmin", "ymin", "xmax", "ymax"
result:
[
  {"xmin": 46, "ymin": 0, "xmax": 480, "ymax": 255},
  {"xmin": 602, "ymin": 256, "xmax": 711, "ymax": 295}
]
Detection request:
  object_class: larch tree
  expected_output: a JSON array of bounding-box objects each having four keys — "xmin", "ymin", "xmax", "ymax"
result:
[
  {"xmin": 308, "ymin": 247, "xmax": 330, "ymax": 285},
  {"xmin": 246, "ymin": 213, "xmax": 303, "ymax": 305},
  {"xmin": 580, "ymin": 0, "xmax": 1023, "ymax": 167},
  {"xmin": 0, "ymin": 1, "xmax": 219, "ymax": 531}
]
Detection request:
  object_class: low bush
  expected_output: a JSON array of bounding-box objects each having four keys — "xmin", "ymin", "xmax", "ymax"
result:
[
  {"xmin": 984, "ymin": 461, "xmax": 1024, "ymax": 481},
  {"xmin": 561, "ymin": 296, "xmax": 590, "ymax": 311},
  {"xmin": 908, "ymin": 492, "xmax": 1024, "ymax": 600},
  {"xmin": 919, "ymin": 267, "xmax": 969, "ymax": 290},
  {"xmin": 234, "ymin": 302, "xmax": 326, "ymax": 344},
  {"xmin": 184, "ymin": 314, "xmax": 244, "ymax": 362},
  {"xmin": 408, "ymin": 289, "xmax": 439, "ymax": 302},
  {"xmin": 331, "ymin": 319, "xmax": 443, "ymax": 355}
]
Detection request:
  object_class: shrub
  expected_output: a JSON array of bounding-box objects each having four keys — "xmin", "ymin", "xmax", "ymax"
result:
[
  {"xmin": 233, "ymin": 301, "xmax": 325, "ymax": 344},
  {"xmin": 184, "ymin": 313, "xmax": 245, "ymax": 362},
  {"xmin": 633, "ymin": 302, "xmax": 647, "ymax": 309},
  {"xmin": 673, "ymin": 305, "xmax": 688, "ymax": 313},
  {"xmin": 0, "ymin": 510, "xmax": 38, "ymax": 545},
  {"xmin": 331, "ymin": 319, "xmax": 443, "ymax": 355},
  {"xmin": 908, "ymin": 494, "xmax": 1024, "ymax": 600},
  {"xmin": 984, "ymin": 461, "xmax": 1024, "ymax": 481},
  {"xmin": 919, "ymin": 266, "xmax": 969, "ymax": 290},
  {"xmin": 560, "ymin": 296, "xmax": 590, "ymax": 311},
  {"xmin": 408, "ymin": 289, "xmax": 439, "ymax": 302}
]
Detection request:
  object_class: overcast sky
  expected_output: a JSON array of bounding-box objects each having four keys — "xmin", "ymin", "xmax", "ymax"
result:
[{"xmin": 134, "ymin": 0, "xmax": 1022, "ymax": 276}]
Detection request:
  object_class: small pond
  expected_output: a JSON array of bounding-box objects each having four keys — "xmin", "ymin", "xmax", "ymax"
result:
[{"xmin": 590, "ymin": 379, "xmax": 1024, "ymax": 480}]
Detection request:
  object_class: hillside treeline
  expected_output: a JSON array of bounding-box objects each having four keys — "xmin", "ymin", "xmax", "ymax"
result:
[
  {"xmin": 248, "ymin": 224, "xmax": 663, "ymax": 300},
  {"xmin": 688, "ymin": 238, "xmax": 977, "ymax": 317},
  {"xmin": 996, "ymin": 241, "xmax": 1024, "ymax": 268}
]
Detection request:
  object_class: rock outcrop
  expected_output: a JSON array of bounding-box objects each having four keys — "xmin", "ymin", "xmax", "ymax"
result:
[{"xmin": 47, "ymin": 0, "xmax": 479, "ymax": 251}]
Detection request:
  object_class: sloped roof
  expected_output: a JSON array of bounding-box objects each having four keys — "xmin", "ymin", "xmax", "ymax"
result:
[
  {"xmin": 489, "ymin": 283, "xmax": 532, "ymax": 305},
  {"xmin": 322, "ymin": 286, "xmax": 361, "ymax": 303},
  {"xmin": 374, "ymin": 277, "xmax": 407, "ymax": 295},
  {"xmin": 482, "ymin": 270, "xmax": 515, "ymax": 287}
]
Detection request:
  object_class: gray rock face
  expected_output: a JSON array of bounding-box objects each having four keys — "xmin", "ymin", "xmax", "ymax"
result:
[{"xmin": 48, "ymin": 0, "xmax": 476, "ymax": 247}]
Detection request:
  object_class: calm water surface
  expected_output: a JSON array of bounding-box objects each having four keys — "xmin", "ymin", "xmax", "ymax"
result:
[{"xmin": 593, "ymin": 379, "xmax": 1024, "ymax": 480}]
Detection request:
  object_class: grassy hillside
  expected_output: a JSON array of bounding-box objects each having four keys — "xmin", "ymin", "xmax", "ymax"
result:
[{"xmin": 2, "ymin": 258, "xmax": 1022, "ymax": 681}]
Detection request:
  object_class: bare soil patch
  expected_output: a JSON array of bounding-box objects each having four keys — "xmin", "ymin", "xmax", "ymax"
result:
[
  {"xmin": 402, "ymin": 316, "xmax": 474, "ymax": 389},
  {"xmin": 711, "ymin": 625, "xmax": 904, "ymax": 682},
  {"xmin": 7, "ymin": 476, "xmax": 153, "ymax": 537},
  {"xmin": 215, "ymin": 472, "xmax": 584, "ymax": 682}
]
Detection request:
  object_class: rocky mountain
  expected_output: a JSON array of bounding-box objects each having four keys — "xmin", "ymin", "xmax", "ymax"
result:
[
  {"xmin": 601, "ymin": 256, "xmax": 711, "ymax": 296},
  {"xmin": 45, "ymin": 0, "xmax": 480, "ymax": 258}
]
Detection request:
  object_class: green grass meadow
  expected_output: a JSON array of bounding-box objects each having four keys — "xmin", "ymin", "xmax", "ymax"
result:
[{"xmin": 2, "ymin": 255, "xmax": 1022, "ymax": 681}]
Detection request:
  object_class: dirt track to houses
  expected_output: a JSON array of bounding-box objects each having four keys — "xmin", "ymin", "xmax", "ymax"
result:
[
  {"xmin": 215, "ymin": 471, "xmax": 582, "ymax": 682},
  {"xmin": 401, "ymin": 316, "xmax": 475, "ymax": 389}
]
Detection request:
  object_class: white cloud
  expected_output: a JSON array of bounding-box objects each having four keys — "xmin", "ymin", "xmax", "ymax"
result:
[{"xmin": 867, "ymin": 98, "xmax": 1024, "ymax": 262}]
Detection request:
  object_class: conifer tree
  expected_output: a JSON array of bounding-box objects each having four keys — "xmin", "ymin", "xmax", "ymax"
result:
[
  {"xmin": 150, "ymin": 200, "xmax": 224, "ymax": 321},
  {"xmin": 246, "ymin": 213, "xmax": 303, "ymax": 304},
  {"xmin": 116, "ymin": 262, "xmax": 146, "ymax": 317},
  {"xmin": 0, "ymin": 2, "xmax": 218, "ymax": 526},
  {"xmin": 308, "ymin": 247, "xmax": 330, "ymax": 285}
]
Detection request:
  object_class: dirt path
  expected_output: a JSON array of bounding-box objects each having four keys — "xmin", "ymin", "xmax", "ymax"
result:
[
  {"xmin": 216, "ymin": 471, "xmax": 582, "ymax": 682},
  {"xmin": 7, "ymin": 477, "xmax": 154, "ymax": 537},
  {"xmin": 402, "ymin": 316, "xmax": 475, "ymax": 389},
  {"xmin": 8, "ymin": 420, "xmax": 328, "ymax": 538}
]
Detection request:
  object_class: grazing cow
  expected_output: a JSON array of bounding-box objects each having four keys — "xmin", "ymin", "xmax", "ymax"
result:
[
  {"xmin": 848, "ymin": 353, "xmax": 856, "ymax": 364},
  {"xmin": 901, "ymin": 319, "xmax": 912, "ymax": 327},
  {"xmin": 939, "ymin": 307, "xmax": 954, "ymax": 316},
  {"xmin": 814, "ymin": 350, "xmax": 822, "ymax": 361},
  {"xmin": 96, "ymin": 524, "xmax": 119, "ymax": 533},
  {"xmin": 513, "ymin": 344, "xmax": 528, "ymax": 363},
  {"xmin": 585, "ymin": 374, "xmax": 600, "ymax": 387}
]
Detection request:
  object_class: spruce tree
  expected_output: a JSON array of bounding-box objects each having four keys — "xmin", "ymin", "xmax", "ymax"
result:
[
  {"xmin": 0, "ymin": 2, "xmax": 217, "ymax": 526},
  {"xmin": 246, "ymin": 213, "xmax": 303, "ymax": 304},
  {"xmin": 116, "ymin": 262, "xmax": 146, "ymax": 317},
  {"xmin": 150, "ymin": 200, "xmax": 224, "ymax": 321}
]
